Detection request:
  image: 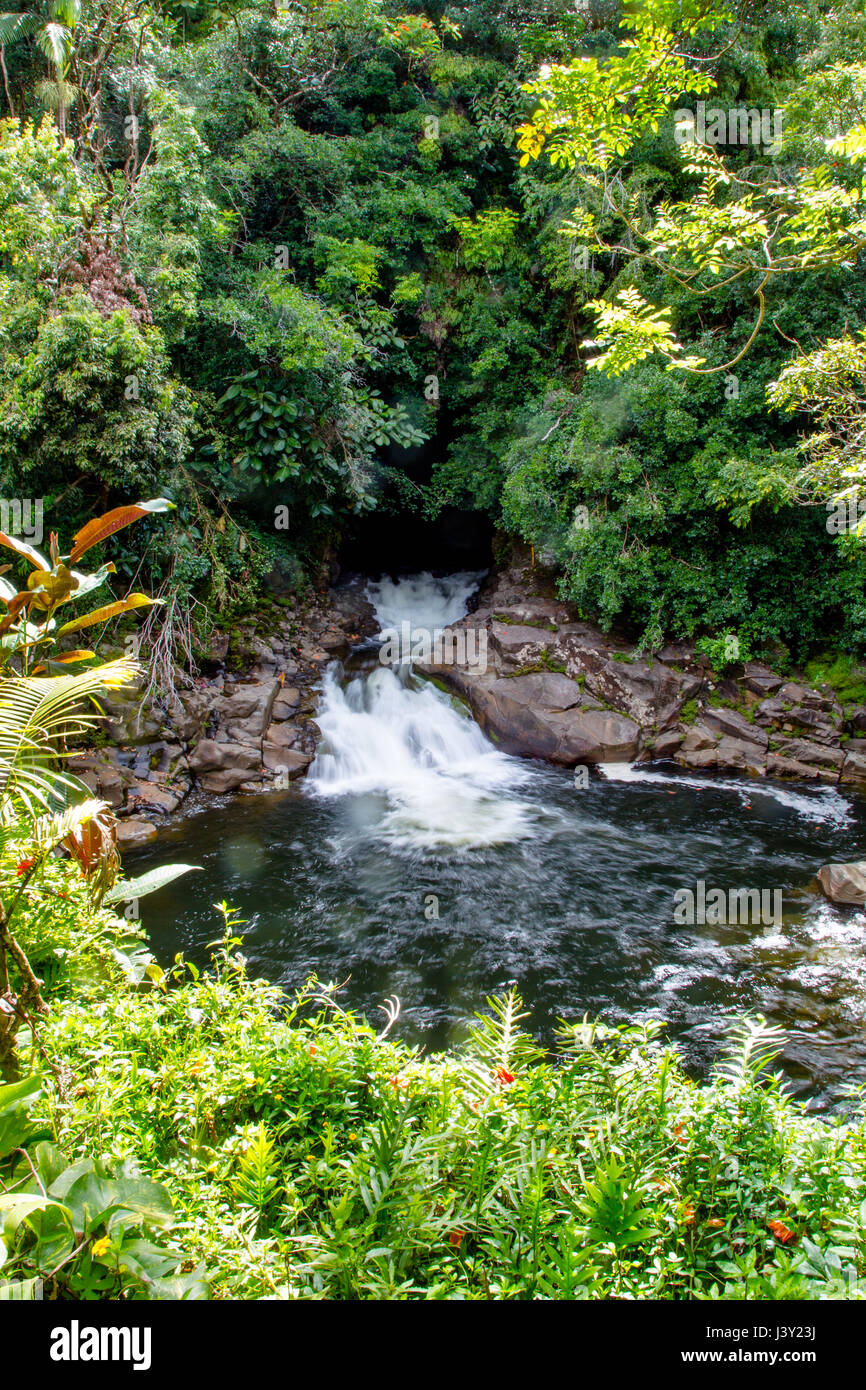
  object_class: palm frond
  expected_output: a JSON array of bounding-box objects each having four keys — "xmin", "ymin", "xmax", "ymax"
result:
[{"xmin": 0, "ymin": 658, "xmax": 138, "ymax": 819}]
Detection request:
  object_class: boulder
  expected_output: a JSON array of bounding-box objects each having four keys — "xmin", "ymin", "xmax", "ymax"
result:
[
  {"xmin": 817, "ymin": 861, "xmax": 866, "ymax": 905},
  {"xmin": 766, "ymin": 753, "xmax": 821, "ymax": 781},
  {"xmin": 715, "ymin": 736, "xmax": 766, "ymax": 775},
  {"xmin": 464, "ymin": 675, "xmax": 641, "ymax": 763},
  {"xmin": 212, "ymin": 679, "xmax": 279, "ymax": 743},
  {"xmin": 841, "ymin": 752, "xmax": 866, "ymax": 788},
  {"xmin": 681, "ymin": 722, "xmax": 720, "ymax": 752},
  {"xmin": 271, "ymin": 687, "xmax": 301, "ymax": 720},
  {"xmin": 740, "ymin": 662, "xmax": 783, "ymax": 697},
  {"xmin": 262, "ymin": 745, "xmax": 313, "ymax": 779},
  {"xmin": 189, "ymin": 739, "xmax": 262, "ymax": 792},
  {"xmin": 772, "ymin": 738, "xmax": 845, "ymax": 769},
  {"xmin": 116, "ymin": 819, "xmax": 157, "ymax": 846},
  {"xmin": 488, "ymin": 622, "xmax": 559, "ymax": 669},
  {"xmin": 701, "ymin": 706, "xmax": 768, "ymax": 748},
  {"xmin": 675, "ymin": 748, "xmax": 718, "ymax": 770}
]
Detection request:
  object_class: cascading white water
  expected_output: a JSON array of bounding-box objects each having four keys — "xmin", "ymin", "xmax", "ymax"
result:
[{"xmin": 307, "ymin": 572, "xmax": 539, "ymax": 849}]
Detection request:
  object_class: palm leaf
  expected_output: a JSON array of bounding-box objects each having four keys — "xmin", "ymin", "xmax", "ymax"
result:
[{"xmin": 0, "ymin": 658, "xmax": 137, "ymax": 820}]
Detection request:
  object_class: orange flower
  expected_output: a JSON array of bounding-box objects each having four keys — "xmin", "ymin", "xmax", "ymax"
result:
[
  {"xmin": 495, "ymin": 1066, "xmax": 515, "ymax": 1085},
  {"xmin": 16, "ymin": 858, "xmax": 36, "ymax": 877},
  {"xmin": 448, "ymin": 1229, "xmax": 465, "ymax": 1248},
  {"xmin": 308, "ymin": 1044, "xmax": 317, "ymax": 1057},
  {"xmin": 672, "ymin": 1122, "xmax": 686, "ymax": 1142},
  {"xmin": 768, "ymin": 1219, "xmax": 797, "ymax": 1244},
  {"xmin": 390, "ymin": 1075, "xmax": 408, "ymax": 1089},
  {"xmin": 683, "ymin": 1205, "xmax": 696, "ymax": 1225},
  {"xmin": 707, "ymin": 1217, "xmax": 725, "ymax": 1228}
]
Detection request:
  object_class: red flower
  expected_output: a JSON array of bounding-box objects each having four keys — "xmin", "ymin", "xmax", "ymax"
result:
[
  {"xmin": 768, "ymin": 1219, "xmax": 797, "ymax": 1244},
  {"xmin": 308, "ymin": 1044, "xmax": 317, "ymax": 1057},
  {"xmin": 448, "ymin": 1229, "xmax": 465, "ymax": 1248},
  {"xmin": 16, "ymin": 858, "xmax": 36, "ymax": 877},
  {"xmin": 495, "ymin": 1066, "xmax": 515, "ymax": 1086}
]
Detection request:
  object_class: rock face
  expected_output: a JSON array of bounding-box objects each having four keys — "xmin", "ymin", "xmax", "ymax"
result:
[
  {"xmin": 415, "ymin": 559, "xmax": 866, "ymax": 789},
  {"xmin": 76, "ymin": 579, "xmax": 376, "ymax": 839},
  {"xmin": 818, "ymin": 861, "xmax": 866, "ymax": 905}
]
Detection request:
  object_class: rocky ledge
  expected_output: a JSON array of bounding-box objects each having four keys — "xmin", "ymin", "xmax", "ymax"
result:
[
  {"xmin": 416, "ymin": 564, "xmax": 866, "ymax": 795},
  {"xmin": 70, "ymin": 582, "xmax": 376, "ymax": 844}
]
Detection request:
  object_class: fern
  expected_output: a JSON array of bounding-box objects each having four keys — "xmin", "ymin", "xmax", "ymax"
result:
[{"xmin": 232, "ymin": 1123, "xmax": 281, "ymax": 1212}]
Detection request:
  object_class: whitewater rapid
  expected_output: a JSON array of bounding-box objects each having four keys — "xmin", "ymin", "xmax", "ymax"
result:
[{"xmin": 307, "ymin": 572, "xmax": 540, "ymax": 849}]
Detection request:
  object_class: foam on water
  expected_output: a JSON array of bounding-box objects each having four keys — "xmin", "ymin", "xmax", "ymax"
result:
[{"xmin": 598, "ymin": 761, "xmax": 853, "ymax": 827}]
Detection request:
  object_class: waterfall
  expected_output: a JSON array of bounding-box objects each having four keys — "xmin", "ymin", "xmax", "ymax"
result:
[{"xmin": 307, "ymin": 573, "xmax": 539, "ymax": 849}]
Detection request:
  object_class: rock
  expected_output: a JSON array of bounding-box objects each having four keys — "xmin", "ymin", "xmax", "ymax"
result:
[
  {"xmin": 116, "ymin": 819, "xmax": 157, "ymax": 846},
  {"xmin": 701, "ymin": 706, "xmax": 768, "ymax": 748},
  {"xmin": 817, "ymin": 861, "xmax": 866, "ymax": 905},
  {"xmin": 189, "ymin": 739, "xmax": 262, "ymax": 792},
  {"xmin": 681, "ymin": 722, "xmax": 720, "ymax": 752},
  {"xmin": 463, "ymin": 675, "xmax": 641, "ymax": 763},
  {"xmin": 779, "ymin": 682, "xmax": 835, "ymax": 712},
  {"xmin": 845, "ymin": 706, "xmax": 866, "ymax": 733},
  {"xmin": 771, "ymin": 738, "xmax": 845, "ymax": 769},
  {"xmin": 656, "ymin": 641, "xmax": 694, "ymax": 666},
  {"xmin": 262, "ymin": 745, "xmax": 313, "ymax": 779},
  {"xmin": 271, "ymin": 687, "xmax": 300, "ymax": 721},
  {"xmin": 766, "ymin": 753, "xmax": 822, "ymax": 781},
  {"xmin": 489, "ymin": 622, "xmax": 560, "ymax": 669},
  {"xmin": 128, "ymin": 782, "xmax": 181, "ymax": 814},
  {"xmin": 754, "ymin": 698, "xmax": 787, "ymax": 725},
  {"xmin": 841, "ymin": 752, "xmax": 866, "ymax": 788},
  {"xmin": 212, "ymin": 679, "xmax": 279, "ymax": 743},
  {"xmin": 675, "ymin": 748, "xmax": 718, "ymax": 770},
  {"xmin": 715, "ymin": 736, "xmax": 766, "ymax": 775},
  {"xmin": 782, "ymin": 707, "xmax": 841, "ymax": 743},
  {"xmin": 740, "ymin": 662, "xmax": 783, "ymax": 697},
  {"xmin": 263, "ymin": 721, "xmax": 298, "ymax": 748},
  {"xmin": 651, "ymin": 729, "xmax": 683, "ymax": 758},
  {"xmin": 583, "ymin": 655, "xmax": 692, "ymax": 729}
]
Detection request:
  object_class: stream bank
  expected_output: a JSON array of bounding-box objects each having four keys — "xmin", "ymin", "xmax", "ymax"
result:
[{"xmin": 77, "ymin": 552, "xmax": 866, "ymax": 848}]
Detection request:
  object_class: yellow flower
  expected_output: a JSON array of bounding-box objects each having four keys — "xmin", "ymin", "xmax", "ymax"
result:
[{"xmin": 92, "ymin": 1236, "xmax": 111, "ymax": 1258}]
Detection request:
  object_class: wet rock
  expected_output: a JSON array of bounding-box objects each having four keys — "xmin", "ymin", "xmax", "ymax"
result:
[{"xmin": 817, "ymin": 860, "xmax": 866, "ymax": 905}]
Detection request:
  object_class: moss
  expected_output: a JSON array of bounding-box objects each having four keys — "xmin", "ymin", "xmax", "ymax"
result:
[{"xmin": 680, "ymin": 699, "xmax": 699, "ymax": 724}]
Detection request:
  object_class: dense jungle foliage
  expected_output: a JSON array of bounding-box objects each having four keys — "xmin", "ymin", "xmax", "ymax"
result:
[
  {"xmin": 1, "ymin": 0, "xmax": 865, "ymax": 658},
  {"xmin": 2, "ymin": 0, "xmax": 866, "ymax": 1303}
]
